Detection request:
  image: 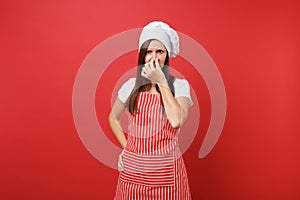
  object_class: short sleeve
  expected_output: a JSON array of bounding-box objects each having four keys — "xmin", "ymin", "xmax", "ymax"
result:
[
  {"xmin": 118, "ymin": 78, "xmax": 136, "ymax": 104},
  {"xmin": 174, "ymin": 78, "xmax": 193, "ymax": 106}
]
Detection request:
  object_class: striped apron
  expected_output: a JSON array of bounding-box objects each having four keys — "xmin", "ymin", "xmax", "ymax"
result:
[{"xmin": 115, "ymin": 92, "xmax": 191, "ymax": 200}]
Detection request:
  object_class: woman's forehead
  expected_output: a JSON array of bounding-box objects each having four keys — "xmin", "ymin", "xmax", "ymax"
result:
[{"xmin": 148, "ymin": 40, "xmax": 166, "ymax": 49}]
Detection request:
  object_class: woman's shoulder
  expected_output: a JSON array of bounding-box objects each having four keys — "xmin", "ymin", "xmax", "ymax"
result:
[
  {"xmin": 173, "ymin": 78, "xmax": 190, "ymax": 87},
  {"xmin": 118, "ymin": 78, "xmax": 136, "ymax": 103},
  {"xmin": 173, "ymin": 78, "xmax": 193, "ymax": 106},
  {"xmin": 120, "ymin": 78, "xmax": 136, "ymax": 89},
  {"xmin": 127, "ymin": 77, "xmax": 136, "ymax": 84}
]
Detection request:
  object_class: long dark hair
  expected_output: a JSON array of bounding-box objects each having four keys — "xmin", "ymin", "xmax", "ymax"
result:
[{"xmin": 126, "ymin": 39, "xmax": 175, "ymax": 115}]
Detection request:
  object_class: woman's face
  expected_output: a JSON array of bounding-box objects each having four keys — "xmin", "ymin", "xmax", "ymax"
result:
[{"xmin": 144, "ymin": 40, "xmax": 167, "ymax": 68}]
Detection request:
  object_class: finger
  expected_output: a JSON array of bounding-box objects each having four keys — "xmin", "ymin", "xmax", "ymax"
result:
[
  {"xmin": 145, "ymin": 58, "xmax": 153, "ymax": 65},
  {"xmin": 144, "ymin": 62, "xmax": 150, "ymax": 68},
  {"xmin": 141, "ymin": 70, "xmax": 148, "ymax": 78},
  {"xmin": 145, "ymin": 57, "xmax": 155, "ymax": 67},
  {"xmin": 144, "ymin": 64, "xmax": 152, "ymax": 72},
  {"xmin": 151, "ymin": 57, "xmax": 155, "ymax": 63},
  {"xmin": 120, "ymin": 159, "xmax": 123, "ymax": 168},
  {"xmin": 118, "ymin": 160, "xmax": 123, "ymax": 172},
  {"xmin": 142, "ymin": 66, "xmax": 150, "ymax": 74},
  {"xmin": 118, "ymin": 162, "xmax": 124, "ymax": 172},
  {"xmin": 146, "ymin": 68, "xmax": 154, "ymax": 77},
  {"xmin": 144, "ymin": 63, "xmax": 150, "ymax": 71},
  {"xmin": 120, "ymin": 149, "xmax": 125, "ymax": 156},
  {"xmin": 149, "ymin": 57, "xmax": 155, "ymax": 69}
]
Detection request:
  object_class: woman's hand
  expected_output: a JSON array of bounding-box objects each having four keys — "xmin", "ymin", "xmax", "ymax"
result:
[
  {"xmin": 118, "ymin": 149, "xmax": 125, "ymax": 172},
  {"xmin": 141, "ymin": 58, "xmax": 167, "ymax": 86}
]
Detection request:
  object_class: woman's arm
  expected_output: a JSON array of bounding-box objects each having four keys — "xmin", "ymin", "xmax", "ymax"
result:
[
  {"xmin": 158, "ymin": 80, "xmax": 190, "ymax": 129},
  {"xmin": 108, "ymin": 98, "xmax": 127, "ymax": 148},
  {"xmin": 141, "ymin": 58, "xmax": 190, "ymax": 129}
]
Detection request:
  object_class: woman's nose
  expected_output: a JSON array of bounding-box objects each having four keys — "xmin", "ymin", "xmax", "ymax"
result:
[{"xmin": 152, "ymin": 51, "xmax": 157, "ymax": 59}]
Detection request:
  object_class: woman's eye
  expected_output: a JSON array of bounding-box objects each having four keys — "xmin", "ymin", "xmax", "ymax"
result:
[
  {"xmin": 146, "ymin": 50, "xmax": 152, "ymax": 54},
  {"xmin": 157, "ymin": 50, "xmax": 164, "ymax": 54}
]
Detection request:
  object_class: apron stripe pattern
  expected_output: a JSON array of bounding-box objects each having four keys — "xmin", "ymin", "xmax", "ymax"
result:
[
  {"xmin": 120, "ymin": 150, "xmax": 175, "ymax": 187},
  {"xmin": 115, "ymin": 92, "xmax": 191, "ymax": 200}
]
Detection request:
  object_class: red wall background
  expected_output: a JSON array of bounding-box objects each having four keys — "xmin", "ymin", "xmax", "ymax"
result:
[{"xmin": 1, "ymin": 0, "xmax": 300, "ymax": 199}]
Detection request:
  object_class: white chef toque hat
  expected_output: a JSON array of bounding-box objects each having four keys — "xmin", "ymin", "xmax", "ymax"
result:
[{"xmin": 138, "ymin": 21, "xmax": 179, "ymax": 58}]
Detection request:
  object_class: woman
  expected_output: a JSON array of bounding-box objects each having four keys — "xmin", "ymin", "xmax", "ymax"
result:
[{"xmin": 109, "ymin": 21, "xmax": 193, "ymax": 199}]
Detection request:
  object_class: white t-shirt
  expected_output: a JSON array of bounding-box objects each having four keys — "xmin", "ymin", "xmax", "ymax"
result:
[{"xmin": 117, "ymin": 78, "xmax": 193, "ymax": 106}]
